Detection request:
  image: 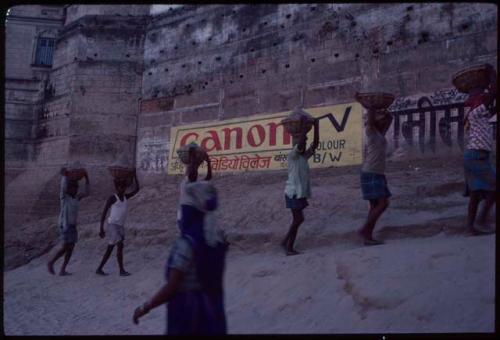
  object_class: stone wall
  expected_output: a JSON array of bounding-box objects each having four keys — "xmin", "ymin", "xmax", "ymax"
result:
[
  {"xmin": 136, "ymin": 3, "xmax": 497, "ymax": 180},
  {"xmin": 4, "ymin": 4, "xmax": 498, "ymax": 227}
]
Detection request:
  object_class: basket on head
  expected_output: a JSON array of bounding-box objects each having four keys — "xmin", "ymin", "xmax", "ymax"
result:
[
  {"xmin": 66, "ymin": 161, "xmax": 86, "ymax": 181},
  {"xmin": 452, "ymin": 64, "xmax": 492, "ymax": 94},
  {"xmin": 355, "ymin": 92, "xmax": 395, "ymax": 111},
  {"xmin": 281, "ymin": 107, "xmax": 315, "ymax": 137},
  {"xmin": 177, "ymin": 142, "xmax": 207, "ymax": 165},
  {"xmin": 108, "ymin": 153, "xmax": 134, "ymax": 181}
]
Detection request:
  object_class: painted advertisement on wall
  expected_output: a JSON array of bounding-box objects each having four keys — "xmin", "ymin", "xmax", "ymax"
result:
[
  {"xmin": 168, "ymin": 102, "xmax": 363, "ymax": 174},
  {"xmin": 386, "ymin": 88, "xmax": 497, "ymax": 157}
]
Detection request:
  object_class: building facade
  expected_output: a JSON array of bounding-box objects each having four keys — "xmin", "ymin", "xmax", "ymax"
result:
[{"xmin": 4, "ymin": 4, "xmax": 498, "ymax": 226}]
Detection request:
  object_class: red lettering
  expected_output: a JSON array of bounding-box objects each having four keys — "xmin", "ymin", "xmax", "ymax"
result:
[
  {"xmin": 201, "ymin": 130, "xmax": 222, "ymax": 152},
  {"xmin": 221, "ymin": 127, "xmax": 243, "ymax": 150},
  {"xmin": 267, "ymin": 122, "xmax": 292, "ymax": 146},
  {"xmin": 180, "ymin": 132, "xmax": 199, "ymax": 146},
  {"xmin": 247, "ymin": 125, "xmax": 266, "ymax": 147}
]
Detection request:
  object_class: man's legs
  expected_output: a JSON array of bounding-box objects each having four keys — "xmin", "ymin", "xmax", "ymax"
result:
[
  {"xmin": 359, "ymin": 197, "xmax": 389, "ymax": 244},
  {"xmin": 469, "ymin": 191, "xmax": 495, "ymax": 233},
  {"xmin": 59, "ymin": 243, "xmax": 75, "ymax": 275},
  {"xmin": 96, "ymin": 245, "xmax": 115, "ymax": 275},
  {"xmin": 116, "ymin": 241, "xmax": 130, "ymax": 276},
  {"xmin": 47, "ymin": 244, "xmax": 67, "ymax": 275},
  {"xmin": 282, "ymin": 208, "xmax": 304, "ymax": 255}
]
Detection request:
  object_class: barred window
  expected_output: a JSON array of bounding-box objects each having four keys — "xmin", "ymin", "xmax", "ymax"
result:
[{"xmin": 34, "ymin": 37, "xmax": 55, "ymax": 66}]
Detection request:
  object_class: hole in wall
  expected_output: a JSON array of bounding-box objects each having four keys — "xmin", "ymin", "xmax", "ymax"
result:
[
  {"xmin": 286, "ymin": 14, "xmax": 291, "ymax": 19},
  {"xmin": 387, "ymin": 41, "xmax": 393, "ymax": 46},
  {"xmin": 406, "ymin": 5, "xmax": 413, "ymax": 11},
  {"xmin": 148, "ymin": 72, "xmax": 152, "ymax": 75},
  {"xmin": 94, "ymin": 53, "xmax": 98, "ymax": 57},
  {"xmin": 159, "ymin": 49, "xmax": 164, "ymax": 54},
  {"xmin": 208, "ymin": 37, "xmax": 212, "ymax": 41},
  {"xmin": 198, "ymin": 61, "xmax": 202, "ymax": 65},
  {"xmin": 311, "ymin": 58, "xmax": 315, "ymax": 62},
  {"xmin": 192, "ymin": 41, "xmax": 196, "ymax": 46},
  {"xmin": 262, "ymin": 69, "xmax": 266, "ymax": 73},
  {"xmin": 285, "ymin": 64, "xmax": 290, "ymax": 68},
  {"xmin": 182, "ymin": 64, "xmax": 186, "ymax": 68},
  {"xmin": 164, "ymin": 68, "xmax": 168, "ymax": 72},
  {"xmin": 311, "ymin": 7, "xmax": 316, "ymax": 11},
  {"xmin": 243, "ymin": 28, "xmax": 247, "ymax": 32},
  {"xmin": 239, "ymin": 74, "xmax": 244, "ymax": 78},
  {"xmin": 215, "ymin": 56, "xmax": 221, "ymax": 61},
  {"xmin": 280, "ymin": 24, "xmax": 285, "ymax": 29},
  {"xmin": 334, "ymin": 53, "xmax": 339, "ymax": 58}
]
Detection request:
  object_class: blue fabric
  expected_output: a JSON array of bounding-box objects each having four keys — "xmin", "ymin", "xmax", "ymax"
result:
[
  {"xmin": 165, "ymin": 199, "xmax": 227, "ymax": 335},
  {"xmin": 59, "ymin": 224, "xmax": 77, "ymax": 244},
  {"xmin": 360, "ymin": 172, "xmax": 392, "ymax": 200},
  {"xmin": 463, "ymin": 149, "xmax": 496, "ymax": 196},
  {"xmin": 285, "ymin": 194, "xmax": 309, "ymax": 210},
  {"xmin": 166, "ymin": 290, "xmax": 226, "ymax": 335}
]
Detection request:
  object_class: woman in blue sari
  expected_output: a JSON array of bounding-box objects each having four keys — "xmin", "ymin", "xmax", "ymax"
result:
[{"xmin": 133, "ymin": 155, "xmax": 227, "ymax": 335}]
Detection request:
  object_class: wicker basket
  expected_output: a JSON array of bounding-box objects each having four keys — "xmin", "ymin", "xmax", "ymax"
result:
[
  {"xmin": 452, "ymin": 64, "xmax": 491, "ymax": 94},
  {"xmin": 66, "ymin": 169, "xmax": 86, "ymax": 181},
  {"xmin": 177, "ymin": 143, "xmax": 207, "ymax": 165},
  {"xmin": 108, "ymin": 166, "xmax": 134, "ymax": 180},
  {"xmin": 281, "ymin": 108, "xmax": 315, "ymax": 136},
  {"xmin": 355, "ymin": 92, "xmax": 395, "ymax": 110}
]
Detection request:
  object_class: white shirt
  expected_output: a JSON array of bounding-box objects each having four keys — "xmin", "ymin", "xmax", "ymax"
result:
[{"xmin": 108, "ymin": 194, "xmax": 128, "ymax": 226}]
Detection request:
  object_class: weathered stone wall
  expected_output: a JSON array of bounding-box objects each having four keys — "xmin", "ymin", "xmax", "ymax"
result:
[
  {"xmin": 136, "ymin": 3, "xmax": 497, "ymax": 179},
  {"xmin": 5, "ymin": 5, "xmax": 65, "ymax": 170},
  {"xmin": 4, "ymin": 5, "xmax": 149, "ymax": 229}
]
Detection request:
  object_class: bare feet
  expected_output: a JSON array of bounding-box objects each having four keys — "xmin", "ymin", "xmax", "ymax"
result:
[
  {"xmin": 468, "ymin": 226, "xmax": 494, "ymax": 236},
  {"xmin": 363, "ymin": 238, "xmax": 384, "ymax": 246},
  {"xmin": 120, "ymin": 270, "xmax": 131, "ymax": 276},
  {"xmin": 357, "ymin": 228, "xmax": 384, "ymax": 246},
  {"xmin": 96, "ymin": 269, "xmax": 108, "ymax": 276},
  {"xmin": 47, "ymin": 262, "xmax": 55, "ymax": 275},
  {"xmin": 59, "ymin": 271, "xmax": 72, "ymax": 276},
  {"xmin": 286, "ymin": 249, "xmax": 301, "ymax": 256}
]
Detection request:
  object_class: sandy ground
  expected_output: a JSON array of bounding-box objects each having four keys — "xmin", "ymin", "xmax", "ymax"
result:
[{"xmin": 3, "ymin": 157, "xmax": 496, "ymax": 334}]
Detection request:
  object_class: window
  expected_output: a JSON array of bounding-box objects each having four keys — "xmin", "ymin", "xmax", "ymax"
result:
[{"xmin": 34, "ymin": 37, "xmax": 55, "ymax": 66}]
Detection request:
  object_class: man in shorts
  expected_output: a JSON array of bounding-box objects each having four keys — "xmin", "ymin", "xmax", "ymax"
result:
[{"xmin": 96, "ymin": 171, "xmax": 140, "ymax": 276}]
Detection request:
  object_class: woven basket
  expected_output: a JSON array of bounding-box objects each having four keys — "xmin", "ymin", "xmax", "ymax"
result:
[
  {"xmin": 177, "ymin": 143, "xmax": 207, "ymax": 165},
  {"xmin": 108, "ymin": 166, "xmax": 134, "ymax": 180},
  {"xmin": 281, "ymin": 108, "xmax": 315, "ymax": 136},
  {"xmin": 355, "ymin": 92, "xmax": 395, "ymax": 110},
  {"xmin": 66, "ymin": 169, "xmax": 85, "ymax": 181},
  {"xmin": 452, "ymin": 64, "xmax": 491, "ymax": 94}
]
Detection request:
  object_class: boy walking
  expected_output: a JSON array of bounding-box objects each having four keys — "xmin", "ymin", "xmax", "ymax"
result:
[
  {"xmin": 96, "ymin": 171, "xmax": 140, "ymax": 276},
  {"xmin": 47, "ymin": 166, "xmax": 90, "ymax": 275},
  {"xmin": 358, "ymin": 109, "xmax": 393, "ymax": 245},
  {"xmin": 463, "ymin": 65, "xmax": 497, "ymax": 235},
  {"xmin": 281, "ymin": 116, "xmax": 319, "ymax": 256}
]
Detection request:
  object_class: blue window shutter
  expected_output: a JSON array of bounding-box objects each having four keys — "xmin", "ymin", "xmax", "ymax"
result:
[{"xmin": 35, "ymin": 38, "xmax": 55, "ymax": 66}]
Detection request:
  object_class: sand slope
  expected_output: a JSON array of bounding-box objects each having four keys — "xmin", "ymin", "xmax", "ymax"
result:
[{"xmin": 3, "ymin": 157, "xmax": 496, "ymax": 334}]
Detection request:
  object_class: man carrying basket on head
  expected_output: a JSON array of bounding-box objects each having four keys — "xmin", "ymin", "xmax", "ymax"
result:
[
  {"xmin": 47, "ymin": 162, "xmax": 90, "ymax": 276},
  {"xmin": 281, "ymin": 107, "xmax": 320, "ymax": 256},
  {"xmin": 96, "ymin": 159, "xmax": 140, "ymax": 276},
  {"xmin": 457, "ymin": 64, "xmax": 497, "ymax": 235}
]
